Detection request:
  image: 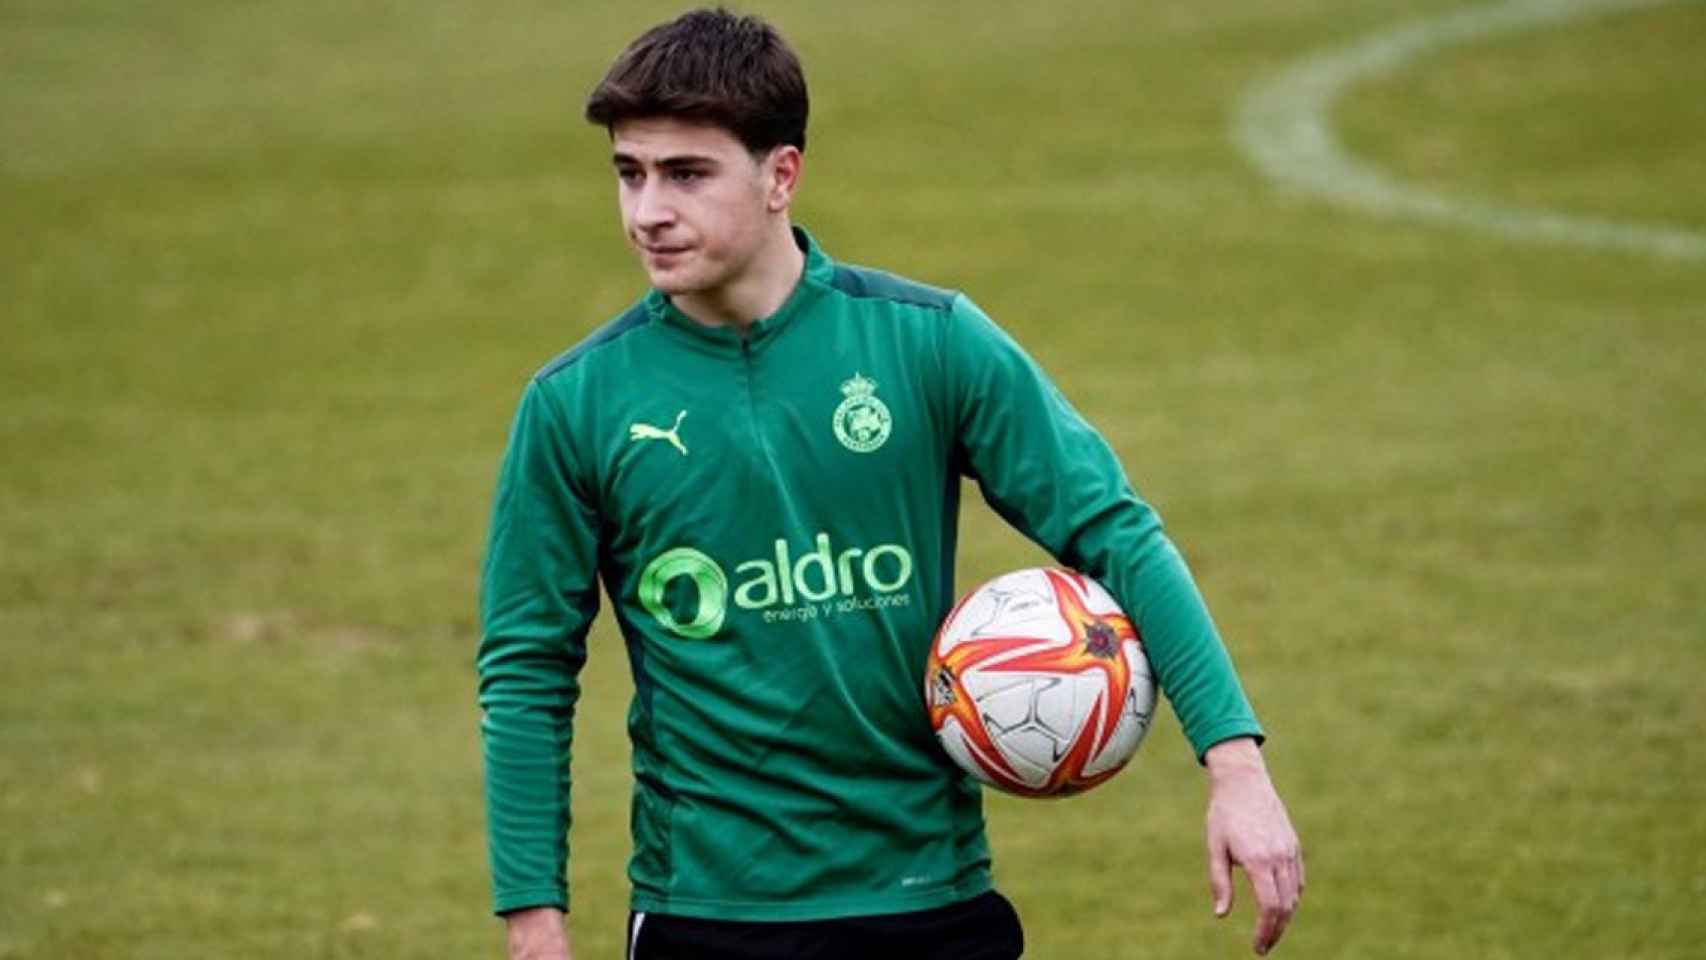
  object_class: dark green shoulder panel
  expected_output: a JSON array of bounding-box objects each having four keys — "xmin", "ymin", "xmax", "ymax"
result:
[
  {"xmin": 534, "ymin": 300, "xmax": 652, "ymax": 382},
  {"xmin": 830, "ymin": 264, "xmax": 956, "ymax": 312}
]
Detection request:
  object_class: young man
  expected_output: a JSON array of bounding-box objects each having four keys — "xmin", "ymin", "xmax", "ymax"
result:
[{"xmin": 478, "ymin": 9, "xmax": 1303, "ymax": 959}]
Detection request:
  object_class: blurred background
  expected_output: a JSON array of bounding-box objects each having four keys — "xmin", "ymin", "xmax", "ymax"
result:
[{"xmin": 4, "ymin": 0, "xmax": 1703, "ymax": 956}]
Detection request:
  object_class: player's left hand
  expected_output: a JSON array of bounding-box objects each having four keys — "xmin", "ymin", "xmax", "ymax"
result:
[{"xmin": 1203, "ymin": 737, "xmax": 1303, "ymax": 955}]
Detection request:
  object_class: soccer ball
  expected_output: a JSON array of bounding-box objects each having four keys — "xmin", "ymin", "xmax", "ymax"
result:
[{"xmin": 925, "ymin": 567, "xmax": 1156, "ymax": 797}]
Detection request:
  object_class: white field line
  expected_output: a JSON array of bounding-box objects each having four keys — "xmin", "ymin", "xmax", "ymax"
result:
[{"xmin": 1233, "ymin": 0, "xmax": 1706, "ymax": 261}]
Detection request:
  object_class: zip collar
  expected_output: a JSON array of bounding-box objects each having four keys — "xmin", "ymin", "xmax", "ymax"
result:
[{"xmin": 646, "ymin": 226, "xmax": 834, "ymax": 355}]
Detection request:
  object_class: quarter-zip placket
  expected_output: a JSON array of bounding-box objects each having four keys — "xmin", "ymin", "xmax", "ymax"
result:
[{"xmin": 740, "ymin": 332, "xmax": 787, "ymax": 482}]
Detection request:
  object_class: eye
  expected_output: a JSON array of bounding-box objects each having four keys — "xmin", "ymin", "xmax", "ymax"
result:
[
  {"xmin": 615, "ymin": 167, "xmax": 642, "ymax": 185},
  {"xmin": 669, "ymin": 168, "xmax": 705, "ymax": 184}
]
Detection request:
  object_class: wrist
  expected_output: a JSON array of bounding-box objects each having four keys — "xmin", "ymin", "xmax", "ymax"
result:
[
  {"xmin": 504, "ymin": 906, "xmax": 569, "ymax": 959},
  {"xmin": 504, "ymin": 906, "xmax": 566, "ymax": 939},
  {"xmin": 1203, "ymin": 736, "xmax": 1265, "ymax": 779},
  {"xmin": 504, "ymin": 905, "xmax": 565, "ymax": 922}
]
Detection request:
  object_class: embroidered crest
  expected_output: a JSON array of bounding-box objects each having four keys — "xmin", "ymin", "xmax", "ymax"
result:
[{"xmin": 833, "ymin": 373, "xmax": 892, "ymax": 453}]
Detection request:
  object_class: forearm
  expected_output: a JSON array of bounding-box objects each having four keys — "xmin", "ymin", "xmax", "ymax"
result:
[
  {"xmin": 1044, "ymin": 484, "xmax": 1261, "ymax": 759},
  {"xmin": 481, "ymin": 698, "xmax": 574, "ymax": 913},
  {"xmin": 1104, "ymin": 524, "xmax": 1263, "ymax": 760},
  {"xmin": 478, "ymin": 622, "xmax": 583, "ymax": 912}
]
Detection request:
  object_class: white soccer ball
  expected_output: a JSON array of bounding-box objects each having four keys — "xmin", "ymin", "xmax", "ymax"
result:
[{"xmin": 925, "ymin": 567, "xmax": 1156, "ymax": 797}]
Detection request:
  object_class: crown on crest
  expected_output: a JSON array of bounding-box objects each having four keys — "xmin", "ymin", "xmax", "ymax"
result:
[{"xmin": 840, "ymin": 372, "xmax": 878, "ymax": 397}]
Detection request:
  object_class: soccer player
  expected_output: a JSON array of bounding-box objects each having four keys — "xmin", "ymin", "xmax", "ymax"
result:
[{"xmin": 478, "ymin": 9, "xmax": 1303, "ymax": 959}]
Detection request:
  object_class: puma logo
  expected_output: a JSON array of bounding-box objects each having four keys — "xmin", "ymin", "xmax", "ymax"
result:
[{"xmin": 629, "ymin": 409, "xmax": 689, "ymax": 456}]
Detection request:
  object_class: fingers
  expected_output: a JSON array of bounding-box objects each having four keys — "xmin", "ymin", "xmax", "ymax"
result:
[
  {"xmin": 1251, "ymin": 854, "xmax": 1304, "ymax": 955},
  {"xmin": 1207, "ymin": 831, "xmax": 1234, "ymax": 918},
  {"xmin": 1283, "ymin": 855, "xmax": 1303, "ymax": 907},
  {"xmin": 1248, "ymin": 861, "xmax": 1285, "ymax": 954}
]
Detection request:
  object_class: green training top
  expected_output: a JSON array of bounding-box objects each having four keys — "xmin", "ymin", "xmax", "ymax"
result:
[{"xmin": 477, "ymin": 227, "xmax": 1262, "ymax": 921}]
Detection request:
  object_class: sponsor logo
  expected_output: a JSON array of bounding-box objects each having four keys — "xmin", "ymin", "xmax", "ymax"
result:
[
  {"xmin": 629, "ymin": 410, "xmax": 689, "ymax": 456},
  {"xmin": 637, "ymin": 532, "xmax": 915, "ymax": 638},
  {"xmin": 832, "ymin": 373, "xmax": 891, "ymax": 453},
  {"xmin": 636, "ymin": 547, "xmax": 726, "ymax": 639}
]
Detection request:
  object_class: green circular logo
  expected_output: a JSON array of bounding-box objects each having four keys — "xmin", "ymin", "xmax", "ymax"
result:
[{"xmin": 638, "ymin": 547, "xmax": 728, "ymax": 639}]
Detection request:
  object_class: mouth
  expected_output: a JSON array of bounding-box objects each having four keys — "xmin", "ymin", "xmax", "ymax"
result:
[{"xmin": 640, "ymin": 243, "xmax": 692, "ymax": 258}]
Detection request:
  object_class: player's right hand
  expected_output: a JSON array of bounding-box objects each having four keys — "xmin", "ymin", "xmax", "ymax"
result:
[{"xmin": 504, "ymin": 906, "xmax": 572, "ymax": 960}]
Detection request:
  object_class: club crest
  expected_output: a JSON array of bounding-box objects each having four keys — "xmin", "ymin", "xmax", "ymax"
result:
[{"xmin": 833, "ymin": 373, "xmax": 892, "ymax": 453}]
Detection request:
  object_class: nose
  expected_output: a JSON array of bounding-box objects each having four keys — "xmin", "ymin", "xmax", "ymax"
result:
[{"xmin": 632, "ymin": 179, "xmax": 675, "ymax": 232}]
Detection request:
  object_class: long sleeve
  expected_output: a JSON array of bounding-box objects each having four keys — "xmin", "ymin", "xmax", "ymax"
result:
[
  {"xmin": 477, "ymin": 379, "xmax": 602, "ymax": 914},
  {"xmin": 942, "ymin": 296, "xmax": 1263, "ymax": 760}
]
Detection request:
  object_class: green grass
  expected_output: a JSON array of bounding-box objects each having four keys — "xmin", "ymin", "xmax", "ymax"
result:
[
  {"xmin": 1340, "ymin": 0, "xmax": 1706, "ymax": 226},
  {"xmin": 4, "ymin": 1, "xmax": 1704, "ymax": 957}
]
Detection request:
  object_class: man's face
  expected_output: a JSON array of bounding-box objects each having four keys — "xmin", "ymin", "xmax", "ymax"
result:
[{"xmin": 611, "ymin": 117, "xmax": 781, "ymax": 299}]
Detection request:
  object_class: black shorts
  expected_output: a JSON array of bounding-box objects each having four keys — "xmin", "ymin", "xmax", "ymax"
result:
[{"xmin": 627, "ymin": 890, "xmax": 1025, "ymax": 960}]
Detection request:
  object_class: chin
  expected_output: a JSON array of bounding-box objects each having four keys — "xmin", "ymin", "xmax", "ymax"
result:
[
  {"xmin": 648, "ymin": 273, "xmax": 698, "ymax": 296},
  {"xmin": 647, "ymin": 264, "xmax": 720, "ymax": 298}
]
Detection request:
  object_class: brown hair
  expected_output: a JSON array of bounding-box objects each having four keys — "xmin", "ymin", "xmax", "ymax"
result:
[{"xmin": 584, "ymin": 8, "xmax": 809, "ymax": 154}]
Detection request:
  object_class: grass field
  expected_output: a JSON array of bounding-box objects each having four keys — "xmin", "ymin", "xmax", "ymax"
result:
[{"xmin": 4, "ymin": 1, "xmax": 1704, "ymax": 957}]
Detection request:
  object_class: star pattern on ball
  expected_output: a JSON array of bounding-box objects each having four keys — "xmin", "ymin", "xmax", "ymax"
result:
[{"xmin": 927, "ymin": 569, "xmax": 1143, "ymax": 795}]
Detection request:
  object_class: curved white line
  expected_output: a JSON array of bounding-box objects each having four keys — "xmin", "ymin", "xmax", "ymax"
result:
[{"xmin": 1233, "ymin": 0, "xmax": 1706, "ymax": 261}]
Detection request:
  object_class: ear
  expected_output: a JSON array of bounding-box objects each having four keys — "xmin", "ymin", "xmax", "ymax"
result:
[{"xmin": 764, "ymin": 145, "xmax": 804, "ymax": 213}]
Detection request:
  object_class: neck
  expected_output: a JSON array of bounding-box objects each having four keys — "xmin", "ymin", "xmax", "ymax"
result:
[{"xmin": 674, "ymin": 221, "xmax": 805, "ymax": 330}]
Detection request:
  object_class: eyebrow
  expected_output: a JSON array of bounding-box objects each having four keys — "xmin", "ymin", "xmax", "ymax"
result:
[{"xmin": 611, "ymin": 152, "xmax": 720, "ymax": 169}]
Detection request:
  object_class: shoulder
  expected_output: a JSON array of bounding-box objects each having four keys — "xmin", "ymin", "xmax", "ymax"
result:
[
  {"xmin": 532, "ymin": 296, "xmax": 656, "ymax": 385},
  {"xmin": 823, "ymin": 261, "xmax": 960, "ymax": 314}
]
